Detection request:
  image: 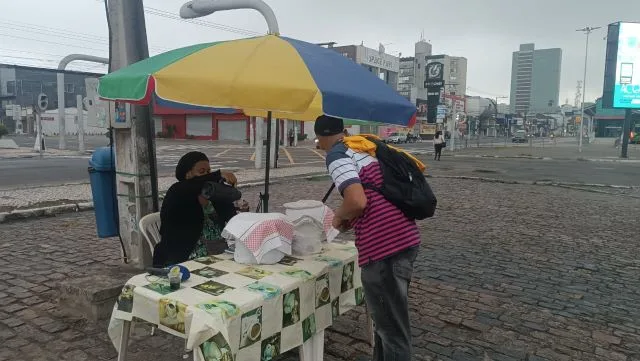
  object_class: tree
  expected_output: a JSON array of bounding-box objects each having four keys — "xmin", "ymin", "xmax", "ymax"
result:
[{"xmin": 0, "ymin": 124, "xmax": 8, "ymax": 139}]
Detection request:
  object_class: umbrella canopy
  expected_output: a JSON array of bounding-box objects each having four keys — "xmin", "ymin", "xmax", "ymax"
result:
[{"xmin": 98, "ymin": 35, "xmax": 416, "ymax": 126}]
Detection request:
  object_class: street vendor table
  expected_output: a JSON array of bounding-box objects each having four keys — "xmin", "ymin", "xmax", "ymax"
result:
[{"xmin": 108, "ymin": 241, "xmax": 363, "ymax": 361}]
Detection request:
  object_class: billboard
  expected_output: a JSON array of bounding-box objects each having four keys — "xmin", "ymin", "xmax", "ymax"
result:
[
  {"xmin": 416, "ymin": 99, "xmax": 428, "ymax": 118},
  {"xmin": 603, "ymin": 22, "xmax": 640, "ymax": 109}
]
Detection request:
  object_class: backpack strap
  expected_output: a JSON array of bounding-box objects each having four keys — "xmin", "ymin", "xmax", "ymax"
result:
[{"xmin": 322, "ymin": 184, "xmax": 336, "ymax": 203}]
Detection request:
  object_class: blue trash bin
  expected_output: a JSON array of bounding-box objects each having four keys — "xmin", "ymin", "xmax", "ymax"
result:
[{"xmin": 89, "ymin": 146, "xmax": 119, "ymax": 238}]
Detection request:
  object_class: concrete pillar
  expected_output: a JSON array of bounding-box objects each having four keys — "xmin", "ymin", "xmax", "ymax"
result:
[
  {"xmin": 109, "ymin": 0, "xmax": 159, "ymax": 269},
  {"xmin": 77, "ymin": 95, "xmax": 85, "ymax": 153},
  {"xmin": 57, "ymin": 73, "xmax": 66, "ymax": 150},
  {"xmin": 283, "ymin": 119, "xmax": 288, "ymax": 146},
  {"xmin": 249, "ymin": 118, "xmax": 255, "ymax": 147},
  {"xmin": 269, "ymin": 118, "xmax": 276, "ymax": 168},
  {"xmin": 254, "ymin": 117, "xmax": 263, "ymax": 169}
]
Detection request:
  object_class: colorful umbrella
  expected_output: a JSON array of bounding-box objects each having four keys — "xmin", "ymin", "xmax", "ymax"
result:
[
  {"xmin": 98, "ymin": 35, "xmax": 416, "ymax": 126},
  {"xmin": 98, "ymin": 35, "xmax": 417, "ymax": 211}
]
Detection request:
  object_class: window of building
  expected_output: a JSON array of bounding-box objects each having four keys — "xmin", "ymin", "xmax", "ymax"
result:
[
  {"xmin": 6, "ymin": 81, "xmax": 15, "ymax": 95},
  {"xmin": 65, "ymin": 83, "xmax": 75, "ymax": 93},
  {"xmin": 20, "ymin": 80, "xmax": 43, "ymax": 95}
]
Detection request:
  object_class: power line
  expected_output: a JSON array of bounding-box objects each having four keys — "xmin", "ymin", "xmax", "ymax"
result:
[
  {"xmin": 0, "ymin": 19, "xmax": 173, "ymax": 54},
  {"xmin": 0, "ymin": 55, "xmax": 107, "ymax": 71},
  {"xmin": 143, "ymin": 6, "xmax": 261, "ymax": 36},
  {"xmin": 89, "ymin": 0, "xmax": 261, "ymax": 36},
  {"xmin": 0, "ymin": 47, "xmax": 103, "ymax": 60},
  {"xmin": 0, "ymin": 33, "xmax": 107, "ymax": 53}
]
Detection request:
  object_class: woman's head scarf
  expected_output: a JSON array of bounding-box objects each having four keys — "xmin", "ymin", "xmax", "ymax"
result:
[{"xmin": 175, "ymin": 151, "xmax": 209, "ymax": 181}]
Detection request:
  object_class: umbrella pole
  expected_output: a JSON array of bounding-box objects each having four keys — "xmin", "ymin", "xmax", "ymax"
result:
[{"xmin": 262, "ymin": 111, "xmax": 272, "ymax": 213}]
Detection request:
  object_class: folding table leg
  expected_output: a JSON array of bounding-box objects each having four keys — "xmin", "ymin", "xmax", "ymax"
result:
[
  {"xmin": 299, "ymin": 330, "xmax": 325, "ymax": 361},
  {"xmin": 117, "ymin": 320, "xmax": 132, "ymax": 361}
]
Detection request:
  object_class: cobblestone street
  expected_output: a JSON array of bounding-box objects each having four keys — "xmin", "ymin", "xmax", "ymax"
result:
[{"xmin": 1, "ymin": 177, "xmax": 639, "ymax": 361}]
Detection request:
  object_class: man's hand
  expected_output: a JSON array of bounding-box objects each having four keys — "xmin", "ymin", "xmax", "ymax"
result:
[
  {"xmin": 197, "ymin": 195, "xmax": 209, "ymax": 206},
  {"xmin": 332, "ymin": 215, "xmax": 352, "ymax": 232},
  {"xmin": 221, "ymin": 171, "xmax": 237, "ymax": 187}
]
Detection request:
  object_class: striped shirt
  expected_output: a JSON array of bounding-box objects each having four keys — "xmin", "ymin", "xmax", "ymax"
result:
[{"xmin": 327, "ymin": 142, "xmax": 420, "ymax": 266}]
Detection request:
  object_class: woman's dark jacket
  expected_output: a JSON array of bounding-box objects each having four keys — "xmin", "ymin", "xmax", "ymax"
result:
[{"xmin": 152, "ymin": 171, "xmax": 239, "ymax": 267}]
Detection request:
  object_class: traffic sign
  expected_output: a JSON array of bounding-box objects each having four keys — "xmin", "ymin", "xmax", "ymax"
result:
[{"xmin": 37, "ymin": 93, "xmax": 48, "ymax": 112}]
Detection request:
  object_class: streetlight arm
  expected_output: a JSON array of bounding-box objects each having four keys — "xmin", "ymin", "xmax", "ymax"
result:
[
  {"xmin": 180, "ymin": 0, "xmax": 279, "ymax": 35},
  {"xmin": 58, "ymin": 54, "xmax": 109, "ymax": 70}
]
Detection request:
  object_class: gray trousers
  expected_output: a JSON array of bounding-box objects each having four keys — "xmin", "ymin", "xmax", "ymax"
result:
[{"xmin": 361, "ymin": 246, "xmax": 419, "ymax": 361}]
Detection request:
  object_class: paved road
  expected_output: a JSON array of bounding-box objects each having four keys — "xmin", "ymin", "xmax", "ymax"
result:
[
  {"xmin": 1, "ymin": 178, "xmax": 639, "ymax": 361},
  {"xmin": 424, "ymin": 157, "xmax": 640, "ymax": 187},
  {"xmin": 3, "ymin": 135, "xmax": 639, "ymax": 189},
  {"xmin": 3, "ymin": 148, "xmax": 639, "ymax": 189}
]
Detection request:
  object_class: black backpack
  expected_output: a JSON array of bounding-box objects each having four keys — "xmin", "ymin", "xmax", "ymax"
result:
[{"xmin": 361, "ymin": 136, "xmax": 437, "ymax": 220}]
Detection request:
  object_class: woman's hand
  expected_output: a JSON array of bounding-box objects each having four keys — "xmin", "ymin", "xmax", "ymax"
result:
[
  {"xmin": 197, "ymin": 195, "xmax": 209, "ymax": 206},
  {"xmin": 221, "ymin": 171, "xmax": 237, "ymax": 187}
]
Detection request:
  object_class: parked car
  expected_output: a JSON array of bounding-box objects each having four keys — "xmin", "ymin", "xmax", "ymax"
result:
[
  {"xmin": 385, "ymin": 132, "xmax": 408, "ymax": 144},
  {"xmin": 512, "ymin": 130, "xmax": 528, "ymax": 143}
]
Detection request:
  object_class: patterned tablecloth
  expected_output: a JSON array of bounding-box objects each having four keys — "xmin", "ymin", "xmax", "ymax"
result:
[{"xmin": 108, "ymin": 241, "xmax": 363, "ymax": 361}]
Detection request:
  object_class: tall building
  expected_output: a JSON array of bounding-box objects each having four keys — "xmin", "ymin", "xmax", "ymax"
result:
[
  {"xmin": 423, "ymin": 55, "xmax": 467, "ymax": 97},
  {"xmin": 509, "ymin": 43, "xmax": 562, "ymax": 115},
  {"xmin": 398, "ymin": 57, "xmax": 416, "ymax": 101},
  {"xmin": 398, "ymin": 40, "xmax": 433, "ymax": 102},
  {"xmin": 422, "ymin": 55, "xmax": 467, "ymax": 124}
]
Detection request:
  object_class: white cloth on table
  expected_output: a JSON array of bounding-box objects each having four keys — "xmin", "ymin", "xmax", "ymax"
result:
[
  {"xmin": 222, "ymin": 213, "xmax": 294, "ymax": 264},
  {"xmin": 283, "ymin": 200, "xmax": 336, "ymax": 238}
]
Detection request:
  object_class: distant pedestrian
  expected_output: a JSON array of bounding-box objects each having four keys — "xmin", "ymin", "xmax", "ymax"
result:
[
  {"xmin": 288, "ymin": 128, "xmax": 294, "ymax": 147},
  {"xmin": 433, "ymin": 131, "xmax": 445, "ymax": 161}
]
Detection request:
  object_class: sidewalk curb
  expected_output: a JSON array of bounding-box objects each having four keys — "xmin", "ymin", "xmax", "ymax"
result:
[
  {"xmin": 0, "ymin": 172, "xmax": 329, "ymax": 223},
  {"xmin": 449, "ymin": 153, "xmax": 640, "ymax": 162}
]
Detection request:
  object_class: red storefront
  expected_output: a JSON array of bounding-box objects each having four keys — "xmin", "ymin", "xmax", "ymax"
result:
[
  {"xmin": 154, "ymin": 103, "xmax": 306, "ymax": 142},
  {"xmin": 153, "ymin": 104, "xmax": 250, "ymax": 141}
]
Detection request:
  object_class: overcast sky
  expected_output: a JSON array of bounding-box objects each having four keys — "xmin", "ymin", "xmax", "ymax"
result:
[{"xmin": 1, "ymin": 0, "xmax": 638, "ymax": 105}]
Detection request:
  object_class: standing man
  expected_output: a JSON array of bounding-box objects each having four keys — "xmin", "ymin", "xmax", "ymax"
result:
[
  {"xmin": 288, "ymin": 128, "xmax": 295, "ymax": 147},
  {"xmin": 314, "ymin": 115, "xmax": 420, "ymax": 361}
]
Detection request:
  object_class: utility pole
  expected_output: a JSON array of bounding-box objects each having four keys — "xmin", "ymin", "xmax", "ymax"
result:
[
  {"xmin": 577, "ymin": 26, "xmax": 601, "ymax": 152},
  {"xmin": 108, "ymin": 0, "xmax": 159, "ymax": 268},
  {"xmin": 621, "ymin": 109, "xmax": 632, "ymax": 159}
]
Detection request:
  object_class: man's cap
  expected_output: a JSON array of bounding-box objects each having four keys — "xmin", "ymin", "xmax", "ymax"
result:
[{"xmin": 314, "ymin": 115, "xmax": 344, "ymax": 136}]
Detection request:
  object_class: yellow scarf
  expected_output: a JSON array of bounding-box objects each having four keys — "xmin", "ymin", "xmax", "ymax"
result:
[{"xmin": 343, "ymin": 134, "xmax": 426, "ymax": 172}]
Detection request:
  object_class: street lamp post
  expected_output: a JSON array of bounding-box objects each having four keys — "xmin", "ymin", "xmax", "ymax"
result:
[
  {"xmin": 180, "ymin": 0, "xmax": 279, "ymax": 34},
  {"xmin": 179, "ymin": 0, "xmax": 279, "ymax": 211},
  {"xmin": 577, "ymin": 26, "xmax": 601, "ymax": 153}
]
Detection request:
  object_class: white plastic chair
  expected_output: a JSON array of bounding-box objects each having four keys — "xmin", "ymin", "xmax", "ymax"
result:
[
  {"xmin": 137, "ymin": 212, "xmax": 161, "ymax": 337},
  {"xmin": 138, "ymin": 212, "xmax": 161, "ymax": 256}
]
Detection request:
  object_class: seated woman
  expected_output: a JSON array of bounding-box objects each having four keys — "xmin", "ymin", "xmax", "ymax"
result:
[{"xmin": 152, "ymin": 151, "xmax": 240, "ymax": 267}]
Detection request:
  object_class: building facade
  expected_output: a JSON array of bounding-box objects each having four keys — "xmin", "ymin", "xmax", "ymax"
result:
[
  {"xmin": 510, "ymin": 44, "xmax": 562, "ymax": 115},
  {"xmin": 423, "ymin": 55, "xmax": 467, "ymax": 97},
  {"xmin": 421, "ymin": 55, "xmax": 468, "ymax": 126},
  {"xmin": 0, "ymin": 64, "xmax": 103, "ymax": 133},
  {"xmin": 398, "ymin": 57, "xmax": 416, "ymax": 101},
  {"xmin": 333, "ymin": 44, "xmax": 400, "ymax": 90}
]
